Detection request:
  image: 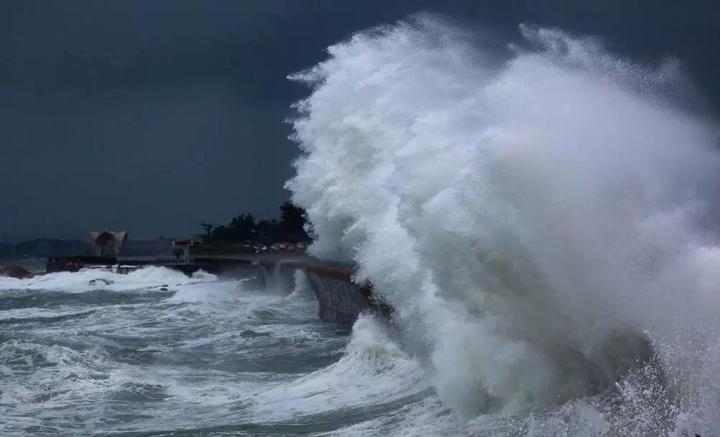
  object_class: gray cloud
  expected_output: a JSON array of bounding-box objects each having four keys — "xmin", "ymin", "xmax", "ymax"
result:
[{"xmin": 1, "ymin": 0, "xmax": 718, "ymax": 241}]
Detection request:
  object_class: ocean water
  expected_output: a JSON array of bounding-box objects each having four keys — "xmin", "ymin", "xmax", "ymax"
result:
[
  {"xmin": 2, "ymin": 265, "xmax": 711, "ymax": 436},
  {"xmin": 6, "ymin": 14, "xmax": 720, "ymax": 437},
  {"xmin": 1, "ymin": 267, "xmax": 441, "ymax": 436}
]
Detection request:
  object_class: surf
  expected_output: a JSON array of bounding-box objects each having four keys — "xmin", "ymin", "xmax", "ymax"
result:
[{"xmin": 288, "ymin": 13, "xmax": 720, "ymax": 435}]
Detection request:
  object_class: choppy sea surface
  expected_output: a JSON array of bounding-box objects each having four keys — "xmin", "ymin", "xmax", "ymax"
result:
[
  {"xmin": 0, "ymin": 266, "xmax": 451, "ymax": 436},
  {"xmin": 7, "ymin": 14, "xmax": 720, "ymax": 436}
]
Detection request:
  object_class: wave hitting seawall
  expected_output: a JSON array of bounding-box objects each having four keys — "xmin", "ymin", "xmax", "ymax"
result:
[
  {"xmin": 1, "ymin": 266, "xmax": 436, "ymax": 435},
  {"xmin": 287, "ymin": 14, "xmax": 720, "ymax": 435}
]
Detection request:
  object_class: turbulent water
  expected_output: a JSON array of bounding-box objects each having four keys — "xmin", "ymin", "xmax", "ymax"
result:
[
  {"xmin": 287, "ymin": 14, "xmax": 720, "ymax": 436},
  {"xmin": 1, "ymin": 266, "xmax": 443, "ymax": 436},
  {"xmin": 5, "ymin": 15, "xmax": 720, "ymax": 437}
]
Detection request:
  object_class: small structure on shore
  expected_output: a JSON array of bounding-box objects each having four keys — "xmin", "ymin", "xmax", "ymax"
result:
[
  {"xmin": 90, "ymin": 231, "xmax": 128, "ymax": 257},
  {"xmin": 172, "ymin": 239, "xmax": 200, "ymax": 264}
]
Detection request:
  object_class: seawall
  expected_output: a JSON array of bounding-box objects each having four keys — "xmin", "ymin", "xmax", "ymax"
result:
[
  {"xmin": 256, "ymin": 259, "xmax": 386, "ymax": 327},
  {"xmin": 42, "ymin": 254, "xmax": 386, "ymax": 327}
]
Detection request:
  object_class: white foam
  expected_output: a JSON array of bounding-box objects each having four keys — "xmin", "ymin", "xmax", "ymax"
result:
[
  {"xmin": 0, "ymin": 266, "xmax": 216, "ymax": 293},
  {"xmin": 288, "ymin": 13, "xmax": 720, "ymax": 432},
  {"xmin": 328, "ymin": 395, "xmax": 460, "ymax": 436},
  {"xmin": 247, "ymin": 315, "xmax": 427, "ymax": 421}
]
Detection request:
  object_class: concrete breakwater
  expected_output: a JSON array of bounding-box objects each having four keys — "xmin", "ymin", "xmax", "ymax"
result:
[
  {"xmin": 37, "ymin": 254, "xmax": 386, "ymax": 327},
  {"xmin": 256, "ymin": 259, "xmax": 387, "ymax": 326}
]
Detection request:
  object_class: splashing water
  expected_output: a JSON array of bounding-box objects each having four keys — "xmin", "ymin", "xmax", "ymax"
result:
[{"xmin": 288, "ymin": 14, "xmax": 720, "ymax": 434}]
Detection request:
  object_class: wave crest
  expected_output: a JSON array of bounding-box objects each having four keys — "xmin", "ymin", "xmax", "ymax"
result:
[{"xmin": 287, "ymin": 14, "xmax": 720, "ymax": 431}]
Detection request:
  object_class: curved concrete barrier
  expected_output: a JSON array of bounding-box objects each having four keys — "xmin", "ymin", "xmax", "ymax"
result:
[{"xmin": 257, "ymin": 259, "xmax": 389, "ymax": 327}]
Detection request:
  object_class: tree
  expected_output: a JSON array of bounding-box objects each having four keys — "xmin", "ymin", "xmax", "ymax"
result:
[
  {"xmin": 199, "ymin": 201, "xmax": 311, "ymax": 245},
  {"xmin": 199, "ymin": 221, "xmax": 214, "ymax": 243},
  {"xmin": 278, "ymin": 201, "xmax": 310, "ymax": 242},
  {"xmin": 256, "ymin": 219, "xmax": 280, "ymax": 244},
  {"xmin": 228, "ymin": 213, "xmax": 257, "ymax": 242}
]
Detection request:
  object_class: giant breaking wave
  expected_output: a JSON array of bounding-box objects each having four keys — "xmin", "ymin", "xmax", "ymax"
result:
[{"xmin": 287, "ymin": 14, "xmax": 720, "ymax": 435}]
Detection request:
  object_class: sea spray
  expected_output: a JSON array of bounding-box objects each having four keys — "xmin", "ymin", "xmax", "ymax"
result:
[
  {"xmin": 249, "ymin": 315, "xmax": 427, "ymax": 421},
  {"xmin": 287, "ymin": 13, "xmax": 720, "ymax": 432}
]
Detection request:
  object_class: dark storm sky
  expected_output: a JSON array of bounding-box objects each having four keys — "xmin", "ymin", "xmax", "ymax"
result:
[{"xmin": 1, "ymin": 0, "xmax": 719, "ymax": 242}]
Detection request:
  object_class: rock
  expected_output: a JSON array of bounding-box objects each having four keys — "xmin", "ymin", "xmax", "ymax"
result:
[{"xmin": 0, "ymin": 266, "xmax": 36, "ymax": 279}]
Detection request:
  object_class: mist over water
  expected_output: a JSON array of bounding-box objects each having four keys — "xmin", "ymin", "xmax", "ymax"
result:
[{"xmin": 288, "ymin": 14, "xmax": 720, "ymax": 434}]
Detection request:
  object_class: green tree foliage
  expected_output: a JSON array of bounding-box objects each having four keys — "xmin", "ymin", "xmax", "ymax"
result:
[
  {"xmin": 279, "ymin": 201, "xmax": 310, "ymax": 242},
  {"xmin": 199, "ymin": 202, "xmax": 310, "ymax": 245}
]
